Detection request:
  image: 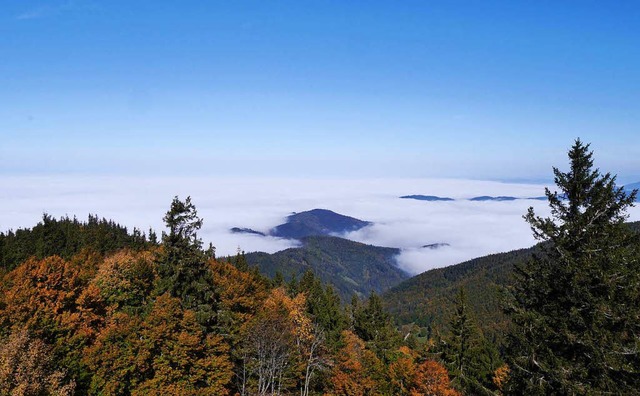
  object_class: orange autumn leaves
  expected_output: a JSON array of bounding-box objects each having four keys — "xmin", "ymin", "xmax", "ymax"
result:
[
  {"xmin": 0, "ymin": 249, "xmax": 461, "ymax": 396},
  {"xmin": 239, "ymin": 288, "xmax": 327, "ymax": 396},
  {"xmin": 329, "ymin": 338, "xmax": 459, "ymax": 396},
  {"xmin": 86, "ymin": 294, "xmax": 232, "ymax": 395},
  {"xmin": 0, "ymin": 250, "xmax": 241, "ymax": 395}
]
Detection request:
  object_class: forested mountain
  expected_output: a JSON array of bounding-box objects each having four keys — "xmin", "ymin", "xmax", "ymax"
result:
[
  {"xmin": 232, "ymin": 208, "xmax": 372, "ymax": 239},
  {"xmin": 384, "ymin": 221, "xmax": 640, "ymax": 344},
  {"xmin": 0, "ymin": 198, "xmax": 463, "ymax": 396},
  {"xmin": 383, "ymin": 246, "xmax": 535, "ymax": 342},
  {"xmin": 271, "ymin": 209, "xmax": 372, "ymax": 239},
  {"xmin": 1, "ymin": 143, "xmax": 637, "ymax": 395},
  {"xmin": 0, "ymin": 214, "xmax": 156, "ymax": 271},
  {"xmin": 245, "ymin": 235, "xmax": 408, "ymax": 300}
]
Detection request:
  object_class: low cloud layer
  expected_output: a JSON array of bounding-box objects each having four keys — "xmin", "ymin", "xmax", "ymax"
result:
[{"xmin": 2, "ymin": 176, "xmax": 638, "ymax": 275}]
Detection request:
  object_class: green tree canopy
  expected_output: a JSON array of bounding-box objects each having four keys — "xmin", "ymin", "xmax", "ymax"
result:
[
  {"xmin": 505, "ymin": 139, "xmax": 640, "ymax": 394},
  {"xmin": 156, "ymin": 196, "xmax": 218, "ymax": 330}
]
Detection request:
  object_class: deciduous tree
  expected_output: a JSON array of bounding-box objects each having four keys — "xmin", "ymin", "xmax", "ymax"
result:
[
  {"xmin": 0, "ymin": 329, "xmax": 75, "ymax": 396},
  {"xmin": 86, "ymin": 293, "xmax": 232, "ymax": 395},
  {"xmin": 327, "ymin": 330, "xmax": 385, "ymax": 396}
]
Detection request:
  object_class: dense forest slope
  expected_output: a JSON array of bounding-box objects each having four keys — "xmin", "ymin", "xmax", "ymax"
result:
[
  {"xmin": 245, "ymin": 235, "xmax": 408, "ymax": 299},
  {"xmin": 0, "ymin": 214, "xmax": 155, "ymax": 270},
  {"xmin": 384, "ymin": 221, "xmax": 640, "ymax": 342},
  {"xmin": 0, "ymin": 203, "xmax": 465, "ymax": 395},
  {"xmin": 383, "ymin": 246, "xmax": 535, "ymax": 341}
]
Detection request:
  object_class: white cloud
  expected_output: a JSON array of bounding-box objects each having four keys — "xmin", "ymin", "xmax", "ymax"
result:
[{"xmin": 1, "ymin": 176, "xmax": 638, "ymax": 275}]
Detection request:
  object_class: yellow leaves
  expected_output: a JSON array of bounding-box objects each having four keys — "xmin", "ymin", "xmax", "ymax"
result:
[
  {"xmin": 208, "ymin": 260, "xmax": 267, "ymax": 341},
  {"xmin": 261, "ymin": 287, "xmax": 314, "ymax": 345},
  {"xmin": 0, "ymin": 256, "xmax": 85, "ymax": 332},
  {"xmin": 388, "ymin": 347, "xmax": 417, "ymax": 395},
  {"xmin": 86, "ymin": 293, "xmax": 233, "ymax": 396},
  {"xmin": 0, "ymin": 329, "xmax": 76, "ymax": 396},
  {"xmin": 1, "ymin": 250, "xmax": 240, "ymax": 395},
  {"xmin": 492, "ymin": 364, "xmax": 509, "ymax": 392},
  {"xmin": 412, "ymin": 360, "xmax": 460, "ymax": 396},
  {"xmin": 327, "ymin": 330, "xmax": 383, "ymax": 396},
  {"xmin": 92, "ymin": 249, "xmax": 156, "ymax": 309}
]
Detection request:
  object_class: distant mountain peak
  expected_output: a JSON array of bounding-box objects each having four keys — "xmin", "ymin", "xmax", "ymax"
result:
[
  {"xmin": 402, "ymin": 195, "xmax": 548, "ymax": 202},
  {"xmin": 469, "ymin": 196, "xmax": 517, "ymax": 201},
  {"xmin": 230, "ymin": 227, "xmax": 266, "ymax": 236},
  {"xmin": 231, "ymin": 208, "xmax": 372, "ymax": 240},
  {"xmin": 271, "ymin": 209, "xmax": 372, "ymax": 239},
  {"xmin": 400, "ymin": 195, "xmax": 454, "ymax": 201},
  {"xmin": 421, "ymin": 243, "xmax": 450, "ymax": 249}
]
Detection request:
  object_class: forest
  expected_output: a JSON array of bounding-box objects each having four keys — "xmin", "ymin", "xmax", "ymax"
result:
[{"xmin": 1, "ymin": 140, "xmax": 639, "ymax": 395}]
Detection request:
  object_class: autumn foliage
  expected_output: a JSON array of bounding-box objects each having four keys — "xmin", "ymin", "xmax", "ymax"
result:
[
  {"xmin": 0, "ymin": 199, "xmax": 461, "ymax": 395},
  {"xmin": 0, "ymin": 329, "xmax": 75, "ymax": 396}
]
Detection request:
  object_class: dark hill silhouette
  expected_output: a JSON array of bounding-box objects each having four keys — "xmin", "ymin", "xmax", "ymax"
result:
[
  {"xmin": 270, "ymin": 209, "xmax": 371, "ymax": 239},
  {"xmin": 400, "ymin": 195, "xmax": 454, "ymax": 201},
  {"xmin": 231, "ymin": 209, "xmax": 372, "ymax": 239},
  {"xmin": 245, "ymin": 235, "xmax": 407, "ymax": 300}
]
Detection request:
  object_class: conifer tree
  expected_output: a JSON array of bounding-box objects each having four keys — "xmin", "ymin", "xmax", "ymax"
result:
[
  {"xmin": 156, "ymin": 196, "xmax": 218, "ymax": 330},
  {"xmin": 352, "ymin": 292, "xmax": 400, "ymax": 362},
  {"xmin": 505, "ymin": 139, "xmax": 640, "ymax": 394},
  {"xmin": 297, "ymin": 271, "xmax": 347, "ymax": 350},
  {"xmin": 444, "ymin": 288, "xmax": 476, "ymax": 391},
  {"xmin": 232, "ymin": 248, "xmax": 248, "ymax": 272},
  {"xmin": 444, "ymin": 288, "xmax": 500, "ymax": 395}
]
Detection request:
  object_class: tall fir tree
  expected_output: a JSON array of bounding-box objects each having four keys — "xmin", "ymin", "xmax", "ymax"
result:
[
  {"xmin": 505, "ymin": 139, "xmax": 640, "ymax": 394},
  {"xmin": 296, "ymin": 270, "xmax": 347, "ymax": 350},
  {"xmin": 156, "ymin": 196, "xmax": 219, "ymax": 330},
  {"xmin": 443, "ymin": 288, "xmax": 500, "ymax": 395},
  {"xmin": 352, "ymin": 292, "xmax": 400, "ymax": 362}
]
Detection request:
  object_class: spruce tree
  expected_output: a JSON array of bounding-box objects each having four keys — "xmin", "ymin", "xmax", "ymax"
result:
[
  {"xmin": 446, "ymin": 288, "xmax": 476, "ymax": 391},
  {"xmin": 444, "ymin": 288, "xmax": 501, "ymax": 395},
  {"xmin": 505, "ymin": 140, "xmax": 640, "ymax": 394},
  {"xmin": 156, "ymin": 196, "xmax": 218, "ymax": 330},
  {"xmin": 352, "ymin": 292, "xmax": 400, "ymax": 362},
  {"xmin": 297, "ymin": 271, "xmax": 347, "ymax": 350}
]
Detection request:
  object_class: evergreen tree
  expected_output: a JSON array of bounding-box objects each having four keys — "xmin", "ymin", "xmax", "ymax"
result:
[
  {"xmin": 505, "ymin": 140, "xmax": 640, "ymax": 394},
  {"xmin": 205, "ymin": 242, "xmax": 216, "ymax": 260},
  {"xmin": 156, "ymin": 196, "xmax": 219, "ymax": 330},
  {"xmin": 445, "ymin": 288, "xmax": 475, "ymax": 390},
  {"xmin": 148, "ymin": 227, "xmax": 158, "ymax": 245},
  {"xmin": 297, "ymin": 271, "xmax": 347, "ymax": 350},
  {"xmin": 272, "ymin": 270, "xmax": 285, "ymax": 287},
  {"xmin": 352, "ymin": 292, "xmax": 400, "ymax": 362},
  {"xmin": 443, "ymin": 288, "xmax": 500, "ymax": 395},
  {"xmin": 232, "ymin": 248, "xmax": 248, "ymax": 272}
]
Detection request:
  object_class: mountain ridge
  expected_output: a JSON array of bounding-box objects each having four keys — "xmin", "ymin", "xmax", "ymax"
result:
[
  {"xmin": 231, "ymin": 208, "xmax": 372, "ymax": 239},
  {"xmin": 245, "ymin": 235, "xmax": 407, "ymax": 300},
  {"xmin": 383, "ymin": 221, "xmax": 640, "ymax": 342}
]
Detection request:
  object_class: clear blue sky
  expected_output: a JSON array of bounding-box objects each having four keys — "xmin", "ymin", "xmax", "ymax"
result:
[{"xmin": 1, "ymin": 1, "xmax": 639, "ymax": 181}]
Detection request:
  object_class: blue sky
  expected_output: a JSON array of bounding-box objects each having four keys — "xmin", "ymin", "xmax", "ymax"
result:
[{"xmin": 1, "ymin": 1, "xmax": 639, "ymax": 181}]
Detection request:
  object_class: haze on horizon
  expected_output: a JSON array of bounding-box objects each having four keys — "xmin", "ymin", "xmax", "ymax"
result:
[
  {"xmin": 1, "ymin": 1, "xmax": 639, "ymax": 182},
  {"xmin": 2, "ymin": 1, "xmax": 640, "ymax": 273}
]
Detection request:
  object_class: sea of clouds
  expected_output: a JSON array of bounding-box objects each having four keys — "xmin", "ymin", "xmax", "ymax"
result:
[{"xmin": 2, "ymin": 176, "xmax": 639, "ymax": 275}]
